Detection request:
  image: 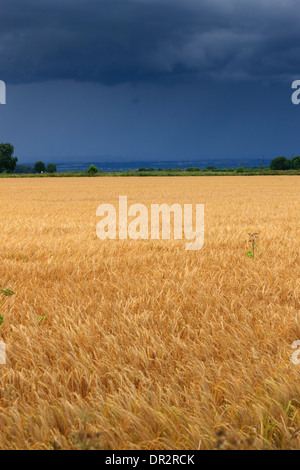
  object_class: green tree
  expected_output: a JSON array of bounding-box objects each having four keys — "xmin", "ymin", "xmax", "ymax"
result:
[
  {"xmin": 291, "ymin": 156, "xmax": 300, "ymax": 170},
  {"xmin": 14, "ymin": 165, "xmax": 33, "ymax": 174},
  {"xmin": 87, "ymin": 164, "xmax": 98, "ymax": 174},
  {"xmin": 206, "ymin": 165, "xmax": 217, "ymax": 170},
  {"xmin": 46, "ymin": 163, "xmax": 57, "ymax": 173},
  {"xmin": 0, "ymin": 143, "xmax": 18, "ymax": 173},
  {"xmin": 34, "ymin": 161, "xmax": 46, "ymax": 173},
  {"xmin": 186, "ymin": 167, "xmax": 201, "ymax": 172},
  {"xmin": 270, "ymin": 156, "xmax": 291, "ymax": 170},
  {"xmin": 236, "ymin": 167, "xmax": 246, "ymax": 173}
]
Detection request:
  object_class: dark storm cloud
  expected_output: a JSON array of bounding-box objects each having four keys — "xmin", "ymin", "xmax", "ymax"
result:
[{"xmin": 1, "ymin": 0, "xmax": 300, "ymax": 85}]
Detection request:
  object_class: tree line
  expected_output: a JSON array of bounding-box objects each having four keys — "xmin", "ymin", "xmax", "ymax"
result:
[
  {"xmin": 269, "ymin": 156, "xmax": 300, "ymax": 170},
  {"xmin": 0, "ymin": 143, "xmax": 57, "ymax": 173},
  {"xmin": 1, "ymin": 141, "xmax": 300, "ymax": 174}
]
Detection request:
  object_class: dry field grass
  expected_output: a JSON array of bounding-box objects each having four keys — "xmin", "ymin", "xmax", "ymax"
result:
[{"xmin": 0, "ymin": 176, "xmax": 299, "ymax": 450}]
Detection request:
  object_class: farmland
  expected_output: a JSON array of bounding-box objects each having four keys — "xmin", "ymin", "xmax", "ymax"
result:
[{"xmin": 0, "ymin": 176, "xmax": 299, "ymax": 449}]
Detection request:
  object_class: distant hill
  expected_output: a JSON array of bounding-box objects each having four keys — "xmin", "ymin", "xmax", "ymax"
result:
[{"xmin": 19, "ymin": 158, "xmax": 270, "ymax": 173}]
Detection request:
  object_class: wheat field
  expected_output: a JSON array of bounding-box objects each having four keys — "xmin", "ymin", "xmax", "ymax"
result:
[{"xmin": 0, "ymin": 176, "xmax": 299, "ymax": 450}]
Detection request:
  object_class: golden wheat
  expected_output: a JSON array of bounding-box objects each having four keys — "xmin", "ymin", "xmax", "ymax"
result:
[{"xmin": 0, "ymin": 176, "xmax": 299, "ymax": 450}]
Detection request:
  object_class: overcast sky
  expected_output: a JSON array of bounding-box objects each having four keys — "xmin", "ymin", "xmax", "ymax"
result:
[{"xmin": 0, "ymin": 0, "xmax": 299, "ymax": 163}]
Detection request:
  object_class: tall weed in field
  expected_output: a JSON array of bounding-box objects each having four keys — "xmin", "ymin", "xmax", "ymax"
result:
[{"xmin": 0, "ymin": 286, "xmax": 15, "ymax": 326}]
